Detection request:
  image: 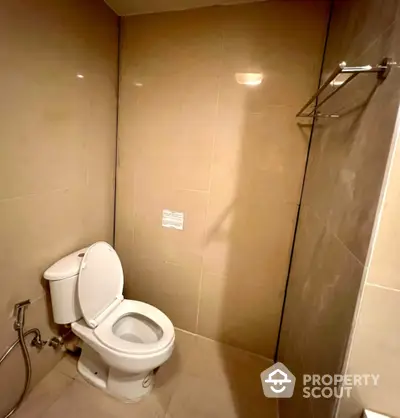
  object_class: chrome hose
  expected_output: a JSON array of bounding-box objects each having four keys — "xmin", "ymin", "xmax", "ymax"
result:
[{"xmin": 0, "ymin": 328, "xmax": 41, "ymax": 418}]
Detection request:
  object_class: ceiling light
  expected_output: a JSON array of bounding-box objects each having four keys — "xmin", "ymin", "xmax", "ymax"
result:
[{"xmin": 235, "ymin": 73, "xmax": 263, "ymax": 86}]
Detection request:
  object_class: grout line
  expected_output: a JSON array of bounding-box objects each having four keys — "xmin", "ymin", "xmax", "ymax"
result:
[
  {"xmin": 112, "ymin": 15, "xmax": 122, "ymax": 249},
  {"xmin": 177, "ymin": 188, "xmax": 209, "ymax": 194},
  {"xmin": 311, "ymin": 206, "xmax": 365, "ymax": 268},
  {"xmin": 352, "ymin": 16, "xmax": 397, "ymax": 64},
  {"xmin": 118, "ymin": 0, "xmax": 267, "ymax": 17},
  {"xmin": 366, "ymin": 282, "xmax": 400, "ymax": 293},
  {"xmin": 104, "ymin": 0, "xmax": 120, "ymax": 16},
  {"xmin": 194, "ymin": 261, "xmax": 204, "ymax": 335},
  {"xmin": 331, "ymin": 231, "xmax": 364, "ymax": 267},
  {"xmin": 194, "ymin": 76, "xmax": 221, "ymax": 335},
  {"xmin": 0, "ymin": 187, "xmax": 73, "ymax": 203},
  {"xmin": 174, "ymin": 327, "xmax": 274, "ymax": 363}
]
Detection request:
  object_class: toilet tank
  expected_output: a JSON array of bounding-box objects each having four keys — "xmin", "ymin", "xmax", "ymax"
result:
[{"xmin": 44, "ymin": 247, "xmax": 87, "ymax": 324}]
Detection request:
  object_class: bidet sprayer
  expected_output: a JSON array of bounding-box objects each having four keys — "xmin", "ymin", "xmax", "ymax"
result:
[{"xmin": 14, "ymin": 299, "xmax": 31, "ymax": 330}]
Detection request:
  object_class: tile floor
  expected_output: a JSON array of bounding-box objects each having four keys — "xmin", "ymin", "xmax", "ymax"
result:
[{"xmin": 14, "ymin": 329, "xmax": 277, "ymax": 418}]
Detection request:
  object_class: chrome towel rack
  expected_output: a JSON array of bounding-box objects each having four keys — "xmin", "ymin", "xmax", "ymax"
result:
[{"xmin": 296, "ymin": 57, "xmax": 392, "ymax": 118}]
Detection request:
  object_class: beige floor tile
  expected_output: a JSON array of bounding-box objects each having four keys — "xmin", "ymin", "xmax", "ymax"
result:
[
  {"xmin": 15, "ymin": 329, "xmax": 277, "ymax": 418},
  {"xmin": 167, "ymin": 374, "xmax": 238, "ymax": 418},
  {"xmin": 183, "ymin": 335, "xmax": 276, "ymax": 417},
  {"xmin": 34, "ymin": 329, "xmax": 194, "ymax": 418},
  {"xmin": 167, "ymin": 374, "xmax": 277, "ymax": 418},
  {"xmin": 15, "ymin": 370, "xmax": 74, "ymax": 418},
  {"xmin": 42, "ymin": 378, "xmax": 167, "ymax": 418}
]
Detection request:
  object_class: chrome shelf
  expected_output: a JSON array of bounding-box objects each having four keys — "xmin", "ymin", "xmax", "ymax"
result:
[{"xmin": 296, "ymin": 57, "xmax": 392, "ymax": 118}]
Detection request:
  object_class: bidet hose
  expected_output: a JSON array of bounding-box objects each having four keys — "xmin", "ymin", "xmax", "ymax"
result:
[{"xmin": 0, "ymin": 328, "xmax": 41, "ymax": 418}]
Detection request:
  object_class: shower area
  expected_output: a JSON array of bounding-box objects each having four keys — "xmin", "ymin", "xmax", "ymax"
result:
[{"xmin": 1, "ymin": 0, "xmax": 400, "ymax": 417}]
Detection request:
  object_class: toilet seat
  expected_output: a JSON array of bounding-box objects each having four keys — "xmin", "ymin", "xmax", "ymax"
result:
[
  {"xmin": 94, "ymin": 300, "xmax": 174, "ymax": 355},
  {"xmin": 78, "ymin": 242, "xmax": 124, "ymax": 328},
  {"xmin": 76, "ymin": 242, "xmax": 174, "ymax": 356}
]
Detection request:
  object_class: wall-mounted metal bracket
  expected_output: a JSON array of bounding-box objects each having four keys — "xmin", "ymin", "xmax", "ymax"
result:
[{"xmin": 296, "ymin": 57, "xmax": 393, "ymax": 118}]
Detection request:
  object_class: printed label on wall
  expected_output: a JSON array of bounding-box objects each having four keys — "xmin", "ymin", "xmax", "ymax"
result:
[{"xmin": 162, "ymin": 209, "xmax": 184, "ymax": 230}]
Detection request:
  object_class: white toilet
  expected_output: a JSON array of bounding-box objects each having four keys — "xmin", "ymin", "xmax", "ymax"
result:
[{"xmin": 44, "ymin": 241, "xmax": 175, "ymax": 402}]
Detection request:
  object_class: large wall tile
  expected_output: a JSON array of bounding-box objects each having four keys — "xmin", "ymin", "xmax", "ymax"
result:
[
  {"xmin": 0, "ymin": 189, "xmax": 88, "ymax": 319},
  {"xmin": 278, "ymin": 1, "xmax": 400, "ymax": 417},
  {"xmin": 120, "ymin": 8, "xmax": 223, "ymax": 78},
  {"xmin": 197, "ymin": 270, "xmax": 286, "ymax": 357},
  {"xmin": 117, "ymin": 1, "xmax": 328, "ymax": 356},
  {"xmin": 132, "ymin": 187, "xmax": 208, "ymax": 264},
  {"xmin": 0, "ymin": 1, "xmax": 118, "ymax": 414},
  {"xmin": 213, "ymin": 108, "xmax": 310, "ymax": 204},
  {"xmin": 325, "ymin": 0, "xmax": 398, "ymax": 69},
  {"xmin": 127, "ymin": 256, "xmax": 202, "ymax": 332},
  {"xmin": 279, "ymin": 206, "xmax": 364, "ymax": 418},
  {"xmin": 303, "ymin": 67, "xmax": 400, "ymax": 263},
  {"xmin": 204, "ymin": 196, "xmax": 297, "ymax": 279}
]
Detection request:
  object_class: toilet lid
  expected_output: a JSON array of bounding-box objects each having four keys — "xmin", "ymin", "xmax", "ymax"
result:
[{"xmin": 78, "ymin": 242, "xmax": 124, "ymax": 328}]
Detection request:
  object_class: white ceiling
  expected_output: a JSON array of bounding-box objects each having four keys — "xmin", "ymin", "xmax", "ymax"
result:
[{"xmin": 105, "ymin": 0, "xmax": 264, "ymax": 16}]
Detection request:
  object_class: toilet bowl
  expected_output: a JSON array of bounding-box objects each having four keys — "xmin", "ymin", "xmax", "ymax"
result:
[{"xmin": 44, "ymin": 241, "xmax": 175, "ymax": 402}]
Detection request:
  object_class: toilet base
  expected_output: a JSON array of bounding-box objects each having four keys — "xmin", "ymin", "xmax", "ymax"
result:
[
  {"xmin": 77, "ymin": 343, "xmax": 108, "ymax": 390},
  {"xmin": 108, "ymin": 368, "xmax": 154, "ymax": 402},
  {"xmin": 77, "ymin": 343, "xmax": 154, "ymax": 402}
]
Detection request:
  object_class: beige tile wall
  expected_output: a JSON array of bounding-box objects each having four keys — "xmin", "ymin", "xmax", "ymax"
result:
[
  {"xmin": 336, "ymin": 80, "xmax": 400, "ymax": 417},
  {"xmin": 278, "ymin": 0, "xmax": 400, "ymax": 417},
  {"xmin": 116, "ymin": 1, "xmax": 329, "ymax": 358},
  {"xmin": 0, "ymin": 1, "xmax": 118, "ymax": 415}
]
